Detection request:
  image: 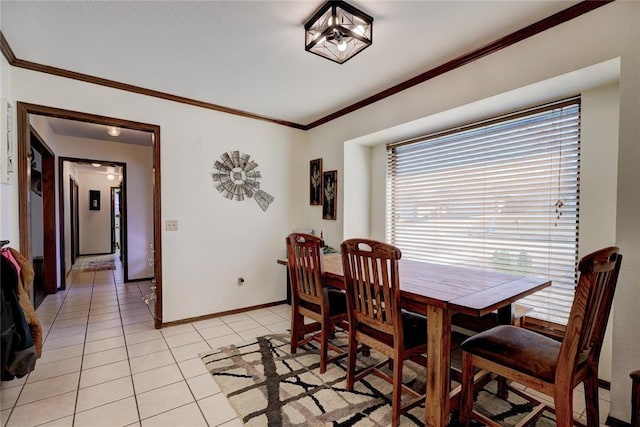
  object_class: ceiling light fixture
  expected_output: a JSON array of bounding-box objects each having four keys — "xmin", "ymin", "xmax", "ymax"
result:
[
  {"xmin": 91, "ymin": 163, "xmax": 101, "ymax": 167},
  {"xmin": 107, "ymin": 174, "xmax": 115, "ymax": 181},
  {"xmin": 107, "ymin": 126, "xmax": 121, "ymax": 137},
  {"xmin": 304, "ymin": 0, "xmax": 373, "ymax": 64}
]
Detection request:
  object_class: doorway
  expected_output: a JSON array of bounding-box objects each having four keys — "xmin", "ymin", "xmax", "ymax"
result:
[
  {"xmin": 16, "ymin": 102, "xmax": 163, "ymax": 328},
  {"xmin": 61, "ymin": 158, "xmax": 127, "ymax": 269}
]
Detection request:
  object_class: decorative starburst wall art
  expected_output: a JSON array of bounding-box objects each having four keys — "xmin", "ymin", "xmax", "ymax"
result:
[{"xmin": 212, "ymin": 151, "xmax": 274, "ymax": 212}]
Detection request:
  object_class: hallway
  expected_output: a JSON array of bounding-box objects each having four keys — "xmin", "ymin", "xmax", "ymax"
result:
[{"xmin": 1, "ymin": 254, "xmax": 292, "ymax": 426}]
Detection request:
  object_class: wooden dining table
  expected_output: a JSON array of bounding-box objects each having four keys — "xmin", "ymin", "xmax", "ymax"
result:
[{"xmin": 285, "ymin": 253, "xmax": 551, "ymax": 427}]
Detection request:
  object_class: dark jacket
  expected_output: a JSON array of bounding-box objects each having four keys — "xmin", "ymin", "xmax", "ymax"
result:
[{"xmin": 1, "ymin": 255, "xmax": 36, "ymax": 381}]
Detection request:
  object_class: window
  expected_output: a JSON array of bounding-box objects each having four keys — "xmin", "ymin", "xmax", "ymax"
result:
[{"xmin": 387, "ymin": 98, "xmax": 580, "ymax": 324}]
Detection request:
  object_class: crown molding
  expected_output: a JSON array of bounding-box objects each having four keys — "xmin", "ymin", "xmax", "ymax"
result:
[
  {"xmin": 1, "ymin": 1, "xmax": 613, "ymax": 131},
  {"xmin": 1, "ymin": 32, "xmax": 305, "ymax": 130},
  {"xmin": 0, "ymin": 31, "xmax": 17, "ymax": 63}
]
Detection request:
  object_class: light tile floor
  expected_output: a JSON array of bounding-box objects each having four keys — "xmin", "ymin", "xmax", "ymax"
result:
[
  {"xmin": 1, "ymin": 254, "xmax": 611, "ymax": 426},
  {"xmin": 1, "ymin": 254, "xmax": 291, "ymax": 427}
]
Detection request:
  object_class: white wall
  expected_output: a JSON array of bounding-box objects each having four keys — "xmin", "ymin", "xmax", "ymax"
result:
[
  {"xmin": 7, "ymin": 67, "xmax": 305, "ymax": 323},
  {"xmin": 0, "ymin": 55, "xmax": 18, "ymax": 247},
  {"xmin": 580, "ymin": 83, "xmax": 620, "ymax": 383},
  {"xmin": 304, "ymin": 3, "xmax": 638, "ymax": 422},
  {"xmin": 77, "ymin": 171, "xmax": 113, "ymax": 254}
]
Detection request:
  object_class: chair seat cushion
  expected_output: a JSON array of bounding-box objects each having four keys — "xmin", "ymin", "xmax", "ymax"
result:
[
  {"xmin": 327, "ymin": 289, "xmax": 348, "ymax": 316},
  {"xmin": 461, "ymin": 325, "xmax": 560, "ymax": 383},
  {"xmin": 402, "ymin": 310, "xmax": 427, "ymax": 349},
  {"xmin": 300, "ymin": 289, "xmax": 347, "ymax": 317},
  {"xmin": 358, "ymin": 310, "xmax": 427, "ymax": 350}
]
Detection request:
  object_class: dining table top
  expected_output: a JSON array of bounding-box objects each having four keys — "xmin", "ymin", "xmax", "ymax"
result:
[{"xmin": 318, "ymin": 253, "xmax": 551, "ymax": 317}]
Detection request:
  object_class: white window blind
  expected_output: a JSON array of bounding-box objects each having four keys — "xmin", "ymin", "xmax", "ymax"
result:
[{"xmin": 387, "ymin": 99, "xmax": 580, "ymax": 324}]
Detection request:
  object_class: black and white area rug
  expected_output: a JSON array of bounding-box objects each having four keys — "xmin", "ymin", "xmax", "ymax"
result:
[{"xmin": 200, "ymin": 333, "xmax": 557, "ymax": 426}]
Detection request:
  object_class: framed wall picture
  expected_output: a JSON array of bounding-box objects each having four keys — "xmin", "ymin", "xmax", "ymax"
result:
[
  {"xmin": 322, "ymin": 170, "xmax": 337, "ymax": 220},
  {"xmin": 89, "ymin": 190, "xmax": 100, "ymax": 210},
  {"xmin": 310, "ymin": 158, "xmax": 323, "ymax": 205},
  {"xmin": 1, "ymin": 100, "xmax": 13, "ymax": 183}
]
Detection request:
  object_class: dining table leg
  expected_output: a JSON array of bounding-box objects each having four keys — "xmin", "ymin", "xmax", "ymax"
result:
[
  {"xmin": 426, "ymin": 304, "xmax": 451, "ymax": 427},
  {"xmin": 495, "ymin": 303, "xmax": 515, "ymax": 399},
  {"xmin": 497, "ymin": 303, "xmax": 515, "ymax": 325}
]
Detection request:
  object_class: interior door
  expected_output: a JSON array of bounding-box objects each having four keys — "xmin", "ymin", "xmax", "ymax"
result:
[
  {"xmin": 110, "ymin": 186, "xmax": 121, "ymax": 255},
  {"xmin": 70, "ymin": 177, "xmax": 79, "ymax": 265}
]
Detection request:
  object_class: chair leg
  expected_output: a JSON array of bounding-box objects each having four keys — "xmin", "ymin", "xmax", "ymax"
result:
[
  {"xmin": 290, "ymin": 311, "xmax": 302, "ymax": 354},
  {"xmin": 497, "ymin": 376, "xmax": 509, "ymax": 399},
  {"xmin": 583, "ymin": 368, "xmax": 600, "ymax": 427},
  {"xmin": 361, "ymin": 345, "xmax": 370, "ymax": 357},
  {"xmin": 459, "ymin": 352, "xmax": 475, "ymax": 427},
  {"xmin": 319, "ymin": 317, "xmax": 329, "ymax": 374},
  {"xmin": 391, "ymin": 356, "xmax": 403, "ymax": 427},
  {"xmin": 346, "ymin": 331, "xmax": 358, "ymax": 391},
  {"xmin": 553, "ymin": 389, "xmax": 575, "ymax": 427}
]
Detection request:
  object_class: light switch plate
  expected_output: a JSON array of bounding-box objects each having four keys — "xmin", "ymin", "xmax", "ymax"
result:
[{"xmin": 165, "ymin": 220, "xmax": 178, "ymax": 231}]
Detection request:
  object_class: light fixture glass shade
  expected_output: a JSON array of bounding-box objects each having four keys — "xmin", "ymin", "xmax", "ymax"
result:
[
  {"xmin": 107, "ymin": 126, "xmax": 121, "ymax": 137},
  {"xmin": 107, "ymin": 174, "xmax": 115, "ymax": 181},
  {"xmin": 305, "ymin": 0, "xmax": 373, "ymax": 64}
]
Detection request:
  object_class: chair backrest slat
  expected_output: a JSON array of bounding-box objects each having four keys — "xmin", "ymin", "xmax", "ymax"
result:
[
  {"xmin": 286, "ymin": 233, "xmax": 325, "ymax": 305},
  {"xmin": 341, "ymin": 239, "xmax": 402, "ymax": 338},
  {"xmin": 557, "ymin": 246, "xmax": 622, "ymax": 381}
]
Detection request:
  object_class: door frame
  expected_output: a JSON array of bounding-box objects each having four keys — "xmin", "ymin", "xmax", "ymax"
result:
[
  {"xmin": 17, "ymin": 102, "xmax": 163, "ymax": 328},
  {"xmin": 110, "ymin": 185, "xmax": 124, "ymax": 260},
  {"xmin": 29, "ymin": 126, "xmax": 56, "ymax": 296},
  {"xmin": 110, "ymin": 186, "xmax": 119, "ymax": 254},
  {"xmin": 69, "ymin": 176, "xmax": 79, "ymax": 265}
]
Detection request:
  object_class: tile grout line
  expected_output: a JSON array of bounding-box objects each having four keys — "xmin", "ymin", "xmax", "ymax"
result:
[
  {"xmin": 70, "ymin": 267, "xmax": 98, "ymax": 426},
  {"xmin": 151, "ymin": 310, "xmax": 215, "ymax": 424},
  {"xmin": 65, "ymin": 256, "xmax": 132, "ymax": 424},
  {"xmin": 112, "ymin": 257, "xmax": 144, "ymax": 425}
]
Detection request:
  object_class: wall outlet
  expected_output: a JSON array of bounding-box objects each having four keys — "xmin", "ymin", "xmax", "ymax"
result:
[{"xmin": 165, "ymin": 220, "xmax": 178, "ymax": 231}]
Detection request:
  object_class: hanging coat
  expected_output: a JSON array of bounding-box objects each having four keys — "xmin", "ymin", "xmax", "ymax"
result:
[
  {"xmin": 7, "ymin": 247, "xmax": 43, "ymax": 357},
  {"xmin": 1, "ymin": 255, "xmax": 37, "ymax": 380}
]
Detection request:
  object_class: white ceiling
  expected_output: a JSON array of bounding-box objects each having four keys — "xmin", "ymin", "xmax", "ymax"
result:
[
  {"xmin": 42, "ymin": 116, "xmax": 153, "ymax": 146},
  {"xmin": 73, "ymin": 162, "xmax": 123, "ymax": 180},
  {"xmin": 2, "ymin": 0, "xmax": 580, "ymax": 127}
]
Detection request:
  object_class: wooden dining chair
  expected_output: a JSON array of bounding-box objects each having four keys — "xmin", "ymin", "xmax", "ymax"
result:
[
  {"xmin": 459, "ymin": 246, "xmax": 622, "ymax": 427},
  {"xmin": 340, "ymin": 238, "xmax": 427, "ymax": 427},
  {"xmin": 286, "ymin": 233, "xmax": 348, "ymax": 374}
]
